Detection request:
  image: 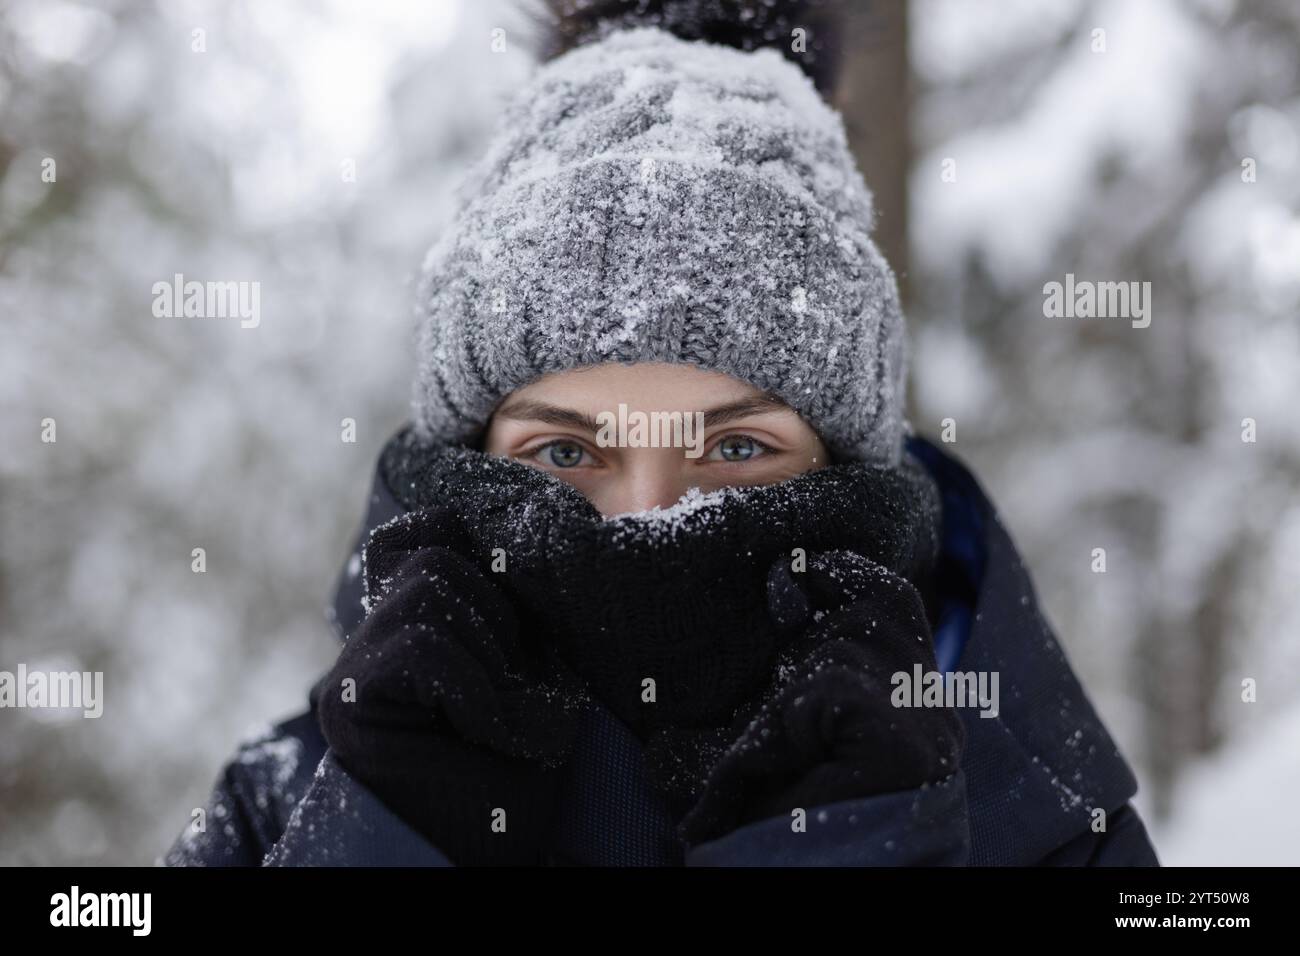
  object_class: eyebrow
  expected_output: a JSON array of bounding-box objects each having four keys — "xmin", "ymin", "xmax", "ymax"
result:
[{"xmin": 494, "ymin": 394, "xmax": 790, "ymax": 433}]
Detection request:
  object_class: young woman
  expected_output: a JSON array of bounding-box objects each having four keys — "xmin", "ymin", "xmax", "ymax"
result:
[{"xmin": 164, "ymin": 0, "xmax": 1158, "ymax": 867}]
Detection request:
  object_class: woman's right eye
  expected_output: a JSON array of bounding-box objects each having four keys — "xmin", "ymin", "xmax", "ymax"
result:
[{"xmin": 535, "ymin": 440, "xmax": 587, "ymax": 468}]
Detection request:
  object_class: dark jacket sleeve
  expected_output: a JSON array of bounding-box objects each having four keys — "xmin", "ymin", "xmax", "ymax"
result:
[
  {"xmin": 263, "ymin": 752, "xmax": 453, "ymax": 866},
  {"xmin": 682, "ymin": 777, "xmax": 1159, "ymax": 867},
  {"xmin": 1036, "ymin": 802, "xmax": 1160, "ymax": 866},
  {"xmin": 160, "ymin": 718, "xmax": 452, "ymax": 867},
  {"xmin": 684, "ymin": 771, "xmax": 971, "ymax": 866}
]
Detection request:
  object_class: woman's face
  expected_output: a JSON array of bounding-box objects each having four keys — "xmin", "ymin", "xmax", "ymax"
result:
[{"xmin": 482, "ymin": 362, "xmax": 829, "ymax": 516}]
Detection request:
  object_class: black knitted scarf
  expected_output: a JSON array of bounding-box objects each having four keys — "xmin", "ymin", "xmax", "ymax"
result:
[{"xmin": 378, "ymin": 426, "xmax": 942, "ymax": 809}]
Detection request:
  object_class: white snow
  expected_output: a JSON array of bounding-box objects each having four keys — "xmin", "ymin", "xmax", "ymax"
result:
[{"xmin": 1152, "ymin": 702, "xmax": 1300, "ymax": 865}]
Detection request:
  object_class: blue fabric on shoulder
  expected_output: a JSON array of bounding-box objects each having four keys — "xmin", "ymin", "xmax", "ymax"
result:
[{"xmin": 905, "ymin": 435, "xmax": 988, "ymax": 673}]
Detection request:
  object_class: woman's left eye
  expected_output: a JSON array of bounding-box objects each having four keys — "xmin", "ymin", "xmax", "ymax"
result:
[{"xmin": 707, "ymin": 435, "xmax": 770, "ymax": 462}]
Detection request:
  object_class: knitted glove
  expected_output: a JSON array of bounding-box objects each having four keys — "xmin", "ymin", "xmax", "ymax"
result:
[
  {"xmin": 673, "ymin": 549, "xmax": 966, "ymax": 847},
  {"xmin": 316, "ymin": 506, "xmax": 590, "ymax": 866}
]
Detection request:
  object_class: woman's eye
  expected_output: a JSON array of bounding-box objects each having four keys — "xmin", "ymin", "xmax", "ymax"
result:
[
  {"xmin": 709, "ymin": 435, "xmax": 768, "ymax": 462},
  {"xmin": 539, "ymin": 440, "xmax": 586, "ymax": 468}
]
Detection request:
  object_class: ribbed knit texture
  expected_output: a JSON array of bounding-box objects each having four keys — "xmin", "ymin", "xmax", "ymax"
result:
[{"xmin": 411, "ymin": 26, "xmax": 907, "ymax": 464}]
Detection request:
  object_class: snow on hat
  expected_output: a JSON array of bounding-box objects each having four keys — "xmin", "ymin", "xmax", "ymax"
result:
[{"xmin": 411, "ymin": 1, "xmax": 906, "ymax": 464}]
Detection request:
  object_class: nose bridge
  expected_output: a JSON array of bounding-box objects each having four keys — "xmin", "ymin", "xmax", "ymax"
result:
[{"xmin": 606, "ymin": 451, "xmax": 686, "ymax": 515}]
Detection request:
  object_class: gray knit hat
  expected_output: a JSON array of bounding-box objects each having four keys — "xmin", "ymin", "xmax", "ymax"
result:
[{"xmin": 411, "ymin": 24, "xmax": 906, "ymax": 465}]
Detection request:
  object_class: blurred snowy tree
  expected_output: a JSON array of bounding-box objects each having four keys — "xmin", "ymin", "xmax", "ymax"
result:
[
  {"xmin": 0, "ymin": 0, "xmax": 535, "ymax": 863},
  {"xmin": 908, "ymin": 0, "xmax": 1300, "ymax": 823}
]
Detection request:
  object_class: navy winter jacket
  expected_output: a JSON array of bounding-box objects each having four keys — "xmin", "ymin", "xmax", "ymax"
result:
[{"xmin": 161, "ymin": 432, "xmax": 1160, "ymax": 866}]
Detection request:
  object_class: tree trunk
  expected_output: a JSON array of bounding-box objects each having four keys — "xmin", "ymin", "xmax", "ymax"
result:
[{"xmin": 834, "ymin": 0, "xmax": 911, "ymax": 304}]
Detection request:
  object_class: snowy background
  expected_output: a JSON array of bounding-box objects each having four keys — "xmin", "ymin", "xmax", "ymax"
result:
[{"xmin": 1, "ymin": 0, "xmax": 1296, "ymax": 865}]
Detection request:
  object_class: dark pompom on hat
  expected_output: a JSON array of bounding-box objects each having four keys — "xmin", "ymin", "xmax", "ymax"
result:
[{"xmin": 539, "ymin": 0, "xmax": 847, "ymax": 96}]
